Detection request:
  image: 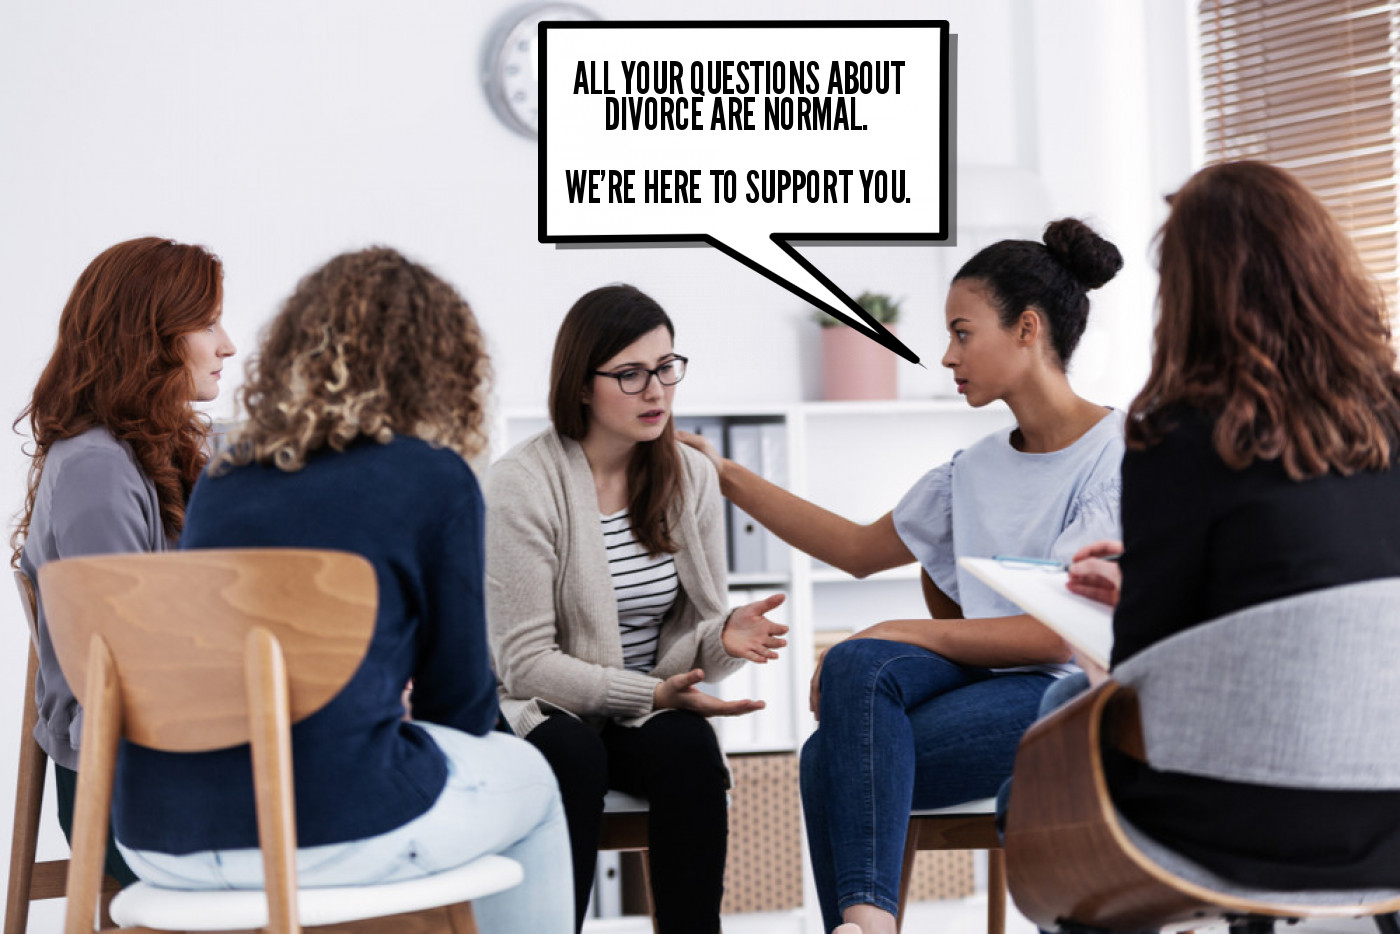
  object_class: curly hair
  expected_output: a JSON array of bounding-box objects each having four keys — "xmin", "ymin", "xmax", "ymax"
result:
[
  {"xmin": 549, "ymin": 284, "xmax": 680, "ymax": 556},
  {"xmin": 219, "ymin": 247, "xmax": 491, "ymax": 473},
  {"xmin": 1128, "ymin": 160, "xmax": 1400, "ymax": 478},
  {"xmin": 12, "ymin": 237, "xmax": 222, "ymax": 566}
]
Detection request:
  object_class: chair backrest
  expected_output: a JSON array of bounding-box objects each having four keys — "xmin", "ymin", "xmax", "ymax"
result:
[
  {"xmin": 1114, "ymin": 577, "xmax": 1400, "ymax": 790},
  {"xmin": 15, "ymin": 570, "xmax": 39, "ymax": 643},
  {"xmin": 38, "ymin": 549, "xmax": 377, "ymax": 934},
  {"xmin": 40, "ymin": 549, "xmax": 376, "ymax": 751}
]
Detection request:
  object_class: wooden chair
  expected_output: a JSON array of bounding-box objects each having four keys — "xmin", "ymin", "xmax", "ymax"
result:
[
  {"xmin": 39, "ymin": 548, "xmax": 523, "ymax": 934},
  {"xmin": 894, "ymin": 572, "xmax": 1005, "ymax": 934},
  {"xmin": 5, "ymin": 570, "xmax": 120, "ymax": 934},
  {"xmin": 898, "ymin": 800, "xmax": 1004, "ymax": 934},
  {"xmin": 1005, "ymin": 580, "xmax": 1400, "ymax": 934}
]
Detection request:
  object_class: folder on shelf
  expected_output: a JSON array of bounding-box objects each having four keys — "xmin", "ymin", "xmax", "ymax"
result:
[
  {"xmin": 726, "ymin": 421, "xmax": 788, "ymax": 577},
  {"xmin": 957, "ymin": 556, "xmax": 1113, "ymax": 669}
]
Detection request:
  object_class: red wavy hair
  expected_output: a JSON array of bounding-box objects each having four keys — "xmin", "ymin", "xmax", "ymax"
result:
[
  {"xmin": 11, "ymin": 237, "xmax": 223, "ymax": 565},
  {"xmin": 1129, "ymin": 161, "xmax": 1400, "ymax": 478}
]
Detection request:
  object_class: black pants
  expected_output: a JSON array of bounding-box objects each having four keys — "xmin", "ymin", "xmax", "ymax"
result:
[
  {"xmin": 54, "ymin": 762, "xmax": 138, "ymax": 887},
  {"xmin": 526, "ymin": 710, "xmax": 728, "ymax": 934}
]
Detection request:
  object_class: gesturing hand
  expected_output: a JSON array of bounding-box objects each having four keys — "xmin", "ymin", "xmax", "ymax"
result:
[
  {"xmin": 653, "ymin": 668, "xmax": 765, "ymax": 717},
  {"xmin": 722, "ymin": 593, "xmax": 789, "ymax": 662}
]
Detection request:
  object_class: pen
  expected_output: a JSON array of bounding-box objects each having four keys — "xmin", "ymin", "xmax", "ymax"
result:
[{"xmin": 992, "ymin": 553, "xmax": 1122, "ymax": 570}]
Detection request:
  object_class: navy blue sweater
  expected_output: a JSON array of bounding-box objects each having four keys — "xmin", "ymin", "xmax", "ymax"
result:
[{"xmin": 112, "ymin": 436, "xmax": 498, "ymax": 854}]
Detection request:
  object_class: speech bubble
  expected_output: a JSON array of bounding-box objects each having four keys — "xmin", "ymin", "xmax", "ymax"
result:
[{"xmin": 538, "ymin": 20, "xmax": 949, "ymax": 364}]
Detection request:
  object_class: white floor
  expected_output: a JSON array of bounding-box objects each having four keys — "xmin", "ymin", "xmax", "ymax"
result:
[
  {"xmin": 582, "ymin": 893, "xmax": 1384, "ymax": 934},
  {"xmin": 16, "ymin": 892, "xmax": 1387, "ymax": 932}
]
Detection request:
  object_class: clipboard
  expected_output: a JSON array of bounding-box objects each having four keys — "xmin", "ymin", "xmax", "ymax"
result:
[{"xmin": 958, "ymin": 556, "xmax": 1113, "ymax": 669}]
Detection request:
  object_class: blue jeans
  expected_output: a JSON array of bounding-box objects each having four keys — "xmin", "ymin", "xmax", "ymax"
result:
[
  {"xmin": 119, "ymin": 723, "xmax": 573, "ymax": 934},
  {"xmin": 800, "ymin": 638, "xmax": 1054, "ymax": 931},
  {"xmin": 995, "ymin": 670, "xmax": 1090, "ymax": 834}
]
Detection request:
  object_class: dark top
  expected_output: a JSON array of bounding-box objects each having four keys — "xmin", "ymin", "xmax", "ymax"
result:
[
  {"xmin": 1108, "ymin": 406, "xmax": 1400, "ymax": 888},
  {"xmin": 112, "ymin": 436, "xmax": 498, "ymax": 854}
]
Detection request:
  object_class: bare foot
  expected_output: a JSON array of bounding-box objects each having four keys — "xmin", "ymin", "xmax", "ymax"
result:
[{"xmin": 834, "ymin": 925, "xmax": 863, "ymax": 934}]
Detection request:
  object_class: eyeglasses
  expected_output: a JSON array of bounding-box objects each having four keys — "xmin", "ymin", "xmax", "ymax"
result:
[{"xmin": 593, "ymin": 356, "xmax": 688, "ymax": 395}]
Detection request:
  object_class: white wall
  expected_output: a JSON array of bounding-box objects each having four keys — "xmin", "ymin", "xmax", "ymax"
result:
[{"xmin": 0, "ymin": 1, "xmax": 1197, "ymax": 926}]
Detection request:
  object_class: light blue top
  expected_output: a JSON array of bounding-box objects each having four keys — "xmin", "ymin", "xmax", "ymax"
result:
[{"xmin": 892, "ymin": 409, "xmax": 1125, "ymax": 673}]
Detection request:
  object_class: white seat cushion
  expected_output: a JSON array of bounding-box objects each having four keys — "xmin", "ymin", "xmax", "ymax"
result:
[
  {"xmin": 910, "ymin": 796, "xmax": 998, "ymax": 819},
  {"xmin": 110, "ymin": 853, "xmax": 523, "ymax": 930},
  {"xmin": 602, "ymin": 790, "xmax": 650, "ymax": 813}
]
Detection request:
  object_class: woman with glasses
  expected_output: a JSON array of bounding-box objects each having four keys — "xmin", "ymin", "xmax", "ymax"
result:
[
  {"xmin": 487, "ymin": 283, "xmax": 788, "ymax": 934},
  {"xmin": 682, "ymin": 219, "xmax": 1125, "ymax": 934}
]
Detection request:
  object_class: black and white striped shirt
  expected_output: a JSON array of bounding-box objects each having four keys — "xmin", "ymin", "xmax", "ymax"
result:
[{"xmin": 602, "ymin": 510, "xmax": 678, "ymax": 672}]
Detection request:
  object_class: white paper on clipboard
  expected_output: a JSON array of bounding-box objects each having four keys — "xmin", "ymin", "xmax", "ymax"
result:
[{"xmin": 958, "ymin": 556, "xmax": 1114, "ymax": 669}]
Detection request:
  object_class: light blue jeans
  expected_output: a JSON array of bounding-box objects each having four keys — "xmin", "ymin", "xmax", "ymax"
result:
[
  {"xmin": 800, "ymin": 638, "xmax": 1054, "ymax": 932},
  {"xmin": 995, "ymin": 670, "xmax": 1090, "ymax": 833},
  {"xmin": 119, "ymin": 723, "xmax": 573, "ymax": 934}
]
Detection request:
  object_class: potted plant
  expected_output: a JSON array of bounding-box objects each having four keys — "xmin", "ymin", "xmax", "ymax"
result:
[{"xmin": 816, "ymin": 291, "xmax": 901, "ymax": 400}]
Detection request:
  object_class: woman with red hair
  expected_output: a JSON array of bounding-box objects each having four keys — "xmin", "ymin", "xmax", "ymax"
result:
[{"xmin": 12, "ymin": 236, "xmax": 236, "ymax": 883}]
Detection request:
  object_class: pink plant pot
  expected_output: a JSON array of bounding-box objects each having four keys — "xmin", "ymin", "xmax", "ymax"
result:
[{"xmin": 820, "ymin": 324, "xmax": 899, "ymax": 400}]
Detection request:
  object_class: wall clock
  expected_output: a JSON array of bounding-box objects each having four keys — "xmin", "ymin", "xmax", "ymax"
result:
[{"xmin": 483, "ymin": 3, "xmax": 598, "ymax": 138}]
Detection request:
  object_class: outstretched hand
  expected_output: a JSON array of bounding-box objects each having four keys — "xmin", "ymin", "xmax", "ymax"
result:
[
  {"xmin": 722, "ymin": 593, "xmax": 789, "ymax": 662},
  {"xmin": 653, "ymin": 668, "xmax": 765, "ymax": 717}
]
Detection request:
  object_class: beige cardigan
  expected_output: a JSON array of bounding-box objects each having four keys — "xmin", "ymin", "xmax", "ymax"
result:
[{"xmin": 486, "ymin": 428, "xmax": 744, "ymax": 738}]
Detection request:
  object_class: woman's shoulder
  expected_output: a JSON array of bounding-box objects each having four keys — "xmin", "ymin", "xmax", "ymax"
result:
[
  {"xmin": 675, "ymin": 438, "xmax": 717, "ymax": 488},
  {"xmin": 47, "ymin": 427, "xmax": 143, "ymax": 481},
  {"xmin": 1127, "ymin": 404, "xmax": 1217, "ymax": 460},
  {"xmin": 489, "ymin": 428, "xmax": 564, "ymax": 481}
]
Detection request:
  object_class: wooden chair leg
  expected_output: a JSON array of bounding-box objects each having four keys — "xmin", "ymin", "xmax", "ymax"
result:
[
  {"xmin": 445, "ymin": 901, "xmax": 478, "ymax": 934},
  {"xmin": 638, "ymin": 850, "xmax": 659, "ymax": 934},
  {"xmin": 6, "ymin": 645, "xmax": 47, "ymax": 934},
  {"xmin": 987, "ymin": 848, "xmax": 1006, "ymax": 934},
  {"xmin": 895, "ymin": 820, "xmax": 920, "ymax": 932}
]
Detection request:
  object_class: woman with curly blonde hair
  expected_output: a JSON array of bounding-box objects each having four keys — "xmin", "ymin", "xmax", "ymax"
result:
[
  {"xmin": 111, "ymin": 247, "xmax": 571, "ymax": 933},
  {"xmin": 14, "ymin": 235, "xmax": 234, "ymax": 887}
]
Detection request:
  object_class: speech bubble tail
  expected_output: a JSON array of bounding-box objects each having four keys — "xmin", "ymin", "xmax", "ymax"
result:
[{"xmin": 704, "ymin": 234, "xmax": 921, "ymax": 365}]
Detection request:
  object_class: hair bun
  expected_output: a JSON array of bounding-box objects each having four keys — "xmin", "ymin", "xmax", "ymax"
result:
[{"xmin": 1043, "ymin": 218, "xmax": 1123, "ymax": 291}]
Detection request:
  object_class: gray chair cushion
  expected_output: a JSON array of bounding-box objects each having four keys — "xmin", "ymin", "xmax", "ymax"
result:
[{"xmin": 1114, "ymin": 578, "xmax": 1400, "ymax": 789}]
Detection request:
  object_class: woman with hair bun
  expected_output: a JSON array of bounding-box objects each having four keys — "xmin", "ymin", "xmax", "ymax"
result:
[
  {"xmin": 682, "ymin": 218, "xmax": 1125, "ymax": 934},
  {"xmin": 13, "ymin": 236, "xmax": 235, "ymax": 886}
]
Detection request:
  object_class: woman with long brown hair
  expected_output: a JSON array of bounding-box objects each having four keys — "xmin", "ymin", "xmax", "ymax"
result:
[
  {"xmin": 487, "ymin": 284, "xmax": 789, "ymax": 934},
  {"xmin": 1065, "ymin": 159, "xmax": 1400, "ymax": 887},
  {"xmin": 111, "ymin": 246, "xmax": 572, "ymax": 932},
  {"xmin": 13, "ymin": 236, "xmax": 235, "ymax": 884}
]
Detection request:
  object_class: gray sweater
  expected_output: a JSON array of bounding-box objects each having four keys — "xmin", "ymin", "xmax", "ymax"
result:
[
  {"xmin": 19, "ymin": 427, "xmax": 168, "ymax": 769},
  {"xmin": 486, "ymin": 429, "xmax": 743, "ymax": 738}
]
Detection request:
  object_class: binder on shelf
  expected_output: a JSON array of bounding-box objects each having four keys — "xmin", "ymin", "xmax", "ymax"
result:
[
  {"xmin": 726, "ymin": 421, "xmax": 788, "ymax": 578},
  {"xmin": 591, "ymin": 850, "xmax": 623, "ymax": 918},
  {"xmin": 673, "ymin": 415, "xmax": 726, "ymax": 452}
]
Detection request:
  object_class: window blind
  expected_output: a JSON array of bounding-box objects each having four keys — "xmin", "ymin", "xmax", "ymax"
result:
[{"xmin": 1200, "ymin": 0, "xmax": 1399, "ymax": 304}]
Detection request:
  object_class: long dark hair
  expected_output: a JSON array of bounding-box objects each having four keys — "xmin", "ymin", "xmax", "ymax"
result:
[
  {"xmin": 1128, "ymin": 160, "xmax": 1400, "ymax": 478},
  {"xmin": 12, "ymin": 237, "xmax": 222, "ymax": 565},
  {"xmin": 549, "ymin": 284, "xmax": 680, "ymax": 556},
  {"xmin": 953, "ymin": 217, "xmax": 1122, "ymax": 367}
]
